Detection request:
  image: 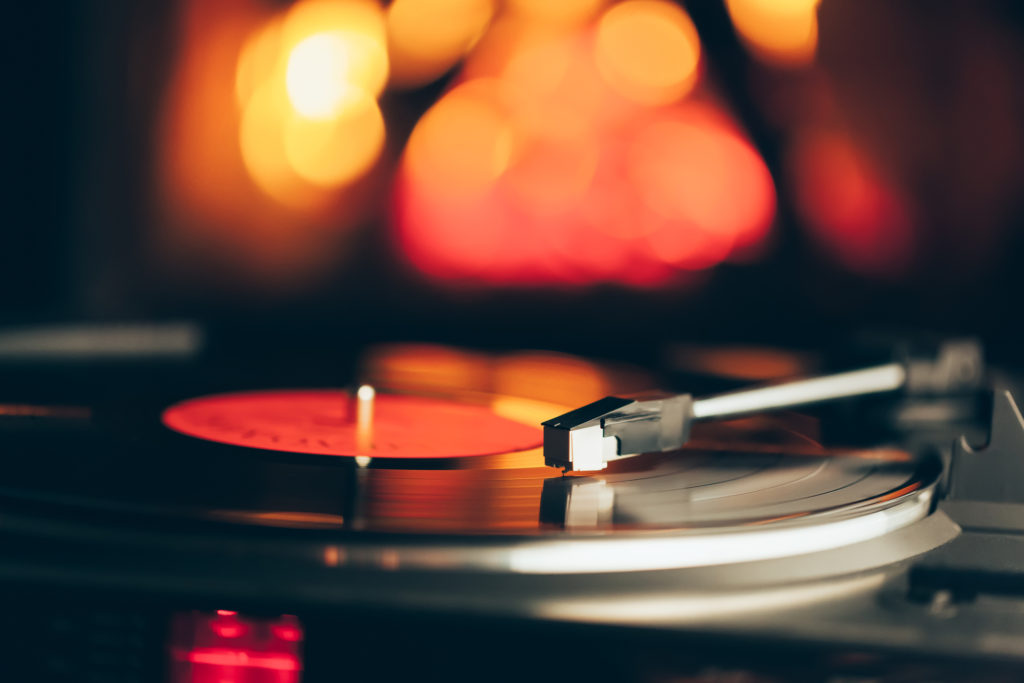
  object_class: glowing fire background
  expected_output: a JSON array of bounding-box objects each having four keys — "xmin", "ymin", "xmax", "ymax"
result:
[
  {"xmin": 155, "ymin": 0, "xmax": 910, "ymax": 289},
  {"xmin": 5, "ymin": 0, "xmax": 1024, "ymax": 355}
]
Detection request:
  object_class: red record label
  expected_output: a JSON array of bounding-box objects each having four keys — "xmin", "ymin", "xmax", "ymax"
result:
[{"xmin": 161, "ymin": 390, "xmax": 543, "ymax": 459}]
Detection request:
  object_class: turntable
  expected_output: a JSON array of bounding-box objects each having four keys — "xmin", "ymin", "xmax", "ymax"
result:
[{"xmin": 0, "ymin": 327, "xmax": 1022, "ymax": 682}]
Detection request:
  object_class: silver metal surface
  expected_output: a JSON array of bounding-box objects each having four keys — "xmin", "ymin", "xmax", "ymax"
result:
[
  {"xmin": 0, "ymin": 322, "xmax": 202, "ymax": 360},
  {"xmin": 692, "ymin": 362, "xmax": 907, "ymax": 421},
  {"xmin": 325, "ymin": 484, "xmax": 936, "ymax": 574},
  {"xmin": 562, "ymin": 480, "xmax": 615, "ymax": 529},
  {"xmin": 0, "ymin": 450, "xmax": 943, "ymax": 575},
  {"xmin": 544, "ymin": 424, "xmax": 618, "ymax": 471},
  {"xmin": 544, "ymin": 362, "xmax": 910, "ymax": 470}
]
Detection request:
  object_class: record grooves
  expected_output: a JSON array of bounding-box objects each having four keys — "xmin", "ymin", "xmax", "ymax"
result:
[
  {"xmin": 0, "ymin": 386, "xmax": 938, "ymax": 546},
  {"xmin": 0, "ymin": 341, "xmax": 1022, "ymax": 681}
]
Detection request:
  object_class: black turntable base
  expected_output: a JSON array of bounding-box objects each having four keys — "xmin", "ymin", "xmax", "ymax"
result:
[{"xmin": 0, "ymin": 339, "xmax": 1022, "ymax": 682}]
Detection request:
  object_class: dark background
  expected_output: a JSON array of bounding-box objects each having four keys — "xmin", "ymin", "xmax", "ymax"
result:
[{"xmin": 6, "ymin": 1, "xmax": 1024, "ymax": 369}]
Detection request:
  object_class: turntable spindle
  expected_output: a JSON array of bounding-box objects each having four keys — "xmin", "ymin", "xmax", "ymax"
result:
[
  {"xmin": 356, "ymin": 384, "xmax": 375, "ymax": 452},
  {"xmin": 543, "ymin": 340, "xmax": 985, "ymax": 471}
]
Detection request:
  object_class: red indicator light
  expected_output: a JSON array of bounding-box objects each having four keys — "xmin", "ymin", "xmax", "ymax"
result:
[
  {"xmin": 184, "ymin": 647, "xmax": 300, "ymax": 671},
  {"xmin": 170, "ymin": 610, "xmax": 304, "ymax": 683},
  {"xmin": 211, "ymin": 619, "xmax": 247, "ymax": 638},
  {"xmin": 270, "ymin": 626, "xmax": 301, "ymax": 643}
]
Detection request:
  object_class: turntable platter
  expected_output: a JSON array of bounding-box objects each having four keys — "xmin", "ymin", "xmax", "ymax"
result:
[
  {"xmin": 0, "ymin": 344, "xmax": 943, "ymax": 575},
  {"xmin": 0, "ymin": 390, "xmax": 938, "ymax": 546}
]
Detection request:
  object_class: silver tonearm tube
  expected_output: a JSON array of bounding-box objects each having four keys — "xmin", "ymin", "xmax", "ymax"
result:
[{"xmin": 542, "ymin": 340, "xmax": 984, "ymax": 471}]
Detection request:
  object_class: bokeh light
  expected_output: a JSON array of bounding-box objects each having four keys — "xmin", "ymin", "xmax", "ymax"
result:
[
  {"xmin": 502, "ymin": 109, "xmax": 599, "ymax": 216},
  {"xmin": 237, "ymin": 0, "xmax": 388, "ymax": 201},
  {"xmin": 154, "ymin": 0, "xmax": 397, "ymax": 290},
  {"xmin": 362, "ymin": 344, "xmax": 495, "ymax": 395},
  {"xmin": 594, "ymin": 0, "xmax": 701, "ymax": 106},
  {"xmin": 505, "ymin": 0, "xmax": 607, "ymax": 26},
  {"xmin": 667, "ymin": 345, "xmax": 815, "ymax": 381},
  {"xmin": 494, "ymin": 352, "xmax": 611, "ymax": 405},
  {"xmin": 161, "ymin": 0, "xmax": 781, "ymax": 291},
  {"xmin": 283, "ymin": 91, "xmax": 385, "ymax": 187},
  {"xmin": 404, "ymin": 79, "xmax": 514, "ymax": 198},
  {"xmin": 362, "ymin": 345, "xmax": 652, "ymax": 408},
  {"xmin": 386, "ymin": 0, "xmax": 495, "ymax": 88},
  {"xmin": 725, "ymin": 0, "xmax": 821, "ymax": 67},
  {"xmin": 156, "ymin": 0, "xmax": 386, "ymax": 291},
  {"xmin": 788, "ymin": 129, "xmax": 915, "ymax": 277},
  {"xmin": 235, "ymin": 17, "xmax": 283, "ymax": 109},
  {"xmin": 281, "ymin": 0, "xmax": 388, "ymax": 97},
  {"xmin": 394, "ymin": 11, "xmax": 775, "ymax": 287},
  {"xmin": 629, "ymin": 105, "xmax": 775, "ymax": 257},
  {"xmin": 239, "ymin": 82, "xmax": 321, "ymax": 208},
  {"xmin": 286, "ymin": 33, "xmax": 360, "ymax": 118}
]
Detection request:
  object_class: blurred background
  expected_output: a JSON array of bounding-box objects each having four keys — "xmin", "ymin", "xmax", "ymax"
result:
[{"xmin": 6, "ymin": 0, "xmax": 1024, "ymax": 368}]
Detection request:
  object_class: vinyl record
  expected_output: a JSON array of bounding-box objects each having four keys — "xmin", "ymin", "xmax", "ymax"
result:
[
  {"xmin": 0, "ymin": 344, "xmax": 941, "ymax": 576},
  {"xmin": 0, "ymin": 386, "xmax": 936, "ymax": 537}
]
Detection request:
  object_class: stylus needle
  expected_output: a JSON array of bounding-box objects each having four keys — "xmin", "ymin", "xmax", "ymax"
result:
[{"xmin": 542, "ymin": 340, "xmax": 984, "ymax": 472}]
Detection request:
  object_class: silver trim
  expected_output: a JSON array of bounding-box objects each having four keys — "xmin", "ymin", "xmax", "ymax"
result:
[
  {"xmin": 325, "ymin": 484, "xmax": 934, "ymax": 574},
  {"xmin": 693, "ymin": 363, "xmax": 907, "ymax": 421}
]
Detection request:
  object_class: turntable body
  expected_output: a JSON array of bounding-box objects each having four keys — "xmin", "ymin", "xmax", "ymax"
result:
[{"xmin": 0, "ymin": 340, "xmax": 1022, "ymax": 681}]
